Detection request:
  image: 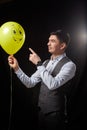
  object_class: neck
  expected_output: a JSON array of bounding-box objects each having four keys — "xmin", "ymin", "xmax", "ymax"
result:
[
  {"xmin": 51, "ymin": 52, "xmax": 65, "ymax": 60},
  {"xmin": 51, "ymin": 54, "xmax": 60, "ymax": 60}
]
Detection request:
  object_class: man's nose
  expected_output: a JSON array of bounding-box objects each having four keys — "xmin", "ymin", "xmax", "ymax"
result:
[{"xmin": 47, "ymin": 41, "xmax": 50, "ymax": 45}]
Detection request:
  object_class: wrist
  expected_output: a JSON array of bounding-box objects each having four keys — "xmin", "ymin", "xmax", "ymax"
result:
[
  {"xmin": 36, "ymin": 61, "xmax": 42, "ymax": 67},
  {"xmin": 14, "ymin": 66, "xmax": 19, "ymax": 72}
]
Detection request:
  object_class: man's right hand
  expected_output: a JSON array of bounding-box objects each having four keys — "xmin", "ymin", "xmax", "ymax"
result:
[{"xmin": 8, "ymin": 55, "xmax": 19, "ymax": 72}]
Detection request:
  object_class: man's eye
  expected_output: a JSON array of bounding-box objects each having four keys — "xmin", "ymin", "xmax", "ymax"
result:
[{"xmin": 51, "ymin": 40, "xmax": 55, "ymax": 42}]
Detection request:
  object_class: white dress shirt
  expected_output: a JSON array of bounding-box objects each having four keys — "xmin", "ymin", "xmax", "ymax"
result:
[{"xmin": 15, "ymin": 53, "xmax": 76, "ymax": 90}]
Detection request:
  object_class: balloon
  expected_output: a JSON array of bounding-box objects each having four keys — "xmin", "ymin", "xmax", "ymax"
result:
[{"xmin": 0, "ymin": 21, "xmax": 25, "ymax": 55}]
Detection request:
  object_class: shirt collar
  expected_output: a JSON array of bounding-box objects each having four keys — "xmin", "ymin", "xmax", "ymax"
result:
[{"xmin": 50, "ymin": 53, "xmax": 66, "ymax": 62}]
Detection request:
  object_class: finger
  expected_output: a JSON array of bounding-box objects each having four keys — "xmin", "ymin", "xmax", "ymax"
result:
[
  {"xmin": 29, "ymin": 48, "xmax": 36, "ymax": 54},
  {"xmin": 8, "ymin": 55, "xmax": 13, "ymax": 59},
  {"xmin": 9, "ymin": 54, "xmax": 13, "ymax": 56}
]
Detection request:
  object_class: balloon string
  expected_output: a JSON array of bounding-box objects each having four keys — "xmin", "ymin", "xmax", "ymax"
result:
[{"xmin": 8, "ymin": 67, "xmax": 13, "ymax": 130}]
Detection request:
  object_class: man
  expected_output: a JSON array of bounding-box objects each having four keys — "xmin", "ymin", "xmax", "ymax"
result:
[{"xmin": 8, "ymin": 30, "xmax": 76, "ymax": 130}]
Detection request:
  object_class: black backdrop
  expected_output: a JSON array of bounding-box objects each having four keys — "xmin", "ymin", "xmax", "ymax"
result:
[{"xmin": 0, "ymin": 0, "xmax": 87, "ymax": 130}]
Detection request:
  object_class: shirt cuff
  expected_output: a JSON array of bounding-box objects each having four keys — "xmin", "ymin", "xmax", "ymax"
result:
[
  {"xmin": 37, "ymin": 65, "xmax": 46, "ymax": 71},
  {"xmin": 15, "ymin": 67, "xmax": 22, "ymax": 75}
]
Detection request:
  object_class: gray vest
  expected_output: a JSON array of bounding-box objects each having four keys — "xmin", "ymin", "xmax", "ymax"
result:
[{"xmin": 38, "ymin": 56, "xmax": 74, "ymax": 114}]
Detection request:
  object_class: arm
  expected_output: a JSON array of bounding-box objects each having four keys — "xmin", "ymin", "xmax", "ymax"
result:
[
  {"xmin": 8, "ymin": 55, "xmax": 41, "ymax": 88},
  {"xmin": 28, "ymin": 48, "xmax": 76, "ymax": 90},
  {"xmin": 37, "ymin": 61, "xmax": 76, "ymax": 90}
]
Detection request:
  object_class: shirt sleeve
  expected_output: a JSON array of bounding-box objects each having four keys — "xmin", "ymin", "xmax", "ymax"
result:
[
  {"xmin": 15, "ymin": 67, "xmax": 41, "ymax": 88},
  {"xmin": 37, "ymin": 61, "xmax": 76, "ymax": 90}
]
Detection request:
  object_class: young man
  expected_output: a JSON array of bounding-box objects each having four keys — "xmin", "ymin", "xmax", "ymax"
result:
[{"xmin": 8, "ymin": 30, "xmax": 76, "ymax": 130}]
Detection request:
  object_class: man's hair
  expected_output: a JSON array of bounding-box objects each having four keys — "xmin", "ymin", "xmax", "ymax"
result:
[{"xmin": 50, "ymin": 30, "xmax": 71, "ymax": 46}]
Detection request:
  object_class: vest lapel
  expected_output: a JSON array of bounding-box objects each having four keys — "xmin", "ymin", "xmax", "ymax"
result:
[{"xmin": 44, "ymin": 56, "xmax": 70, "ymax": 77}]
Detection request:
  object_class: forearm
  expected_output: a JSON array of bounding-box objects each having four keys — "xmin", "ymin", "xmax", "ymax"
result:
[
  {"xmin": 15, "ymin": 67, "xmax": 36, "ymax": 88},
  {"xmin": 37, "ymin": 66, "xmax": 60, "ymax": 90},
  {"xmin": 37, "ymin": 63, "xmax": 76, "ymax": 90}
]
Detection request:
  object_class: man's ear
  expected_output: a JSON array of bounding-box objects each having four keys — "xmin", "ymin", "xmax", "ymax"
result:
[{"xmin": 60, "ymin": 42, "xmax": 66, "ymax": 50}]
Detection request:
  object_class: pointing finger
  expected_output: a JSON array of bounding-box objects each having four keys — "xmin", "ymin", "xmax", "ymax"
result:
[{"xmin": 29, "ymin": 48, "xmax": 36, "ymax": 54}]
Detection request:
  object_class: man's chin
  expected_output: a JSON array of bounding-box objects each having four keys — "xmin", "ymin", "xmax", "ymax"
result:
[{"xmin": 48, "ymin": 50, "xmax": 53, "ymax": 54}]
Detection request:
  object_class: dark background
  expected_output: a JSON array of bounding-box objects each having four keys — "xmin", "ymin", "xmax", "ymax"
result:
[{"xmin": 0, "ymin": 0, "xmax": 87, "ymax": 130}]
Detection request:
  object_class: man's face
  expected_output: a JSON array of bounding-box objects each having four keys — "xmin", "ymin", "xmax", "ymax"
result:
[{"xmin": 47, "ymin": 35, "xmax": 63, "ymax": 55}]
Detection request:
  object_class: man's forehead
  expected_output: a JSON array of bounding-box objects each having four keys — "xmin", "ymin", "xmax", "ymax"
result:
[{"xmin": 49, "ymin": 35, "xmax": 57, "ymax": 39}]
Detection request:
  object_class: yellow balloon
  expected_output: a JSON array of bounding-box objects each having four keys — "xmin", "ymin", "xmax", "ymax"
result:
[{"xmin": 0, "ymin": 21, "xmax": 25, "ymax": 55}]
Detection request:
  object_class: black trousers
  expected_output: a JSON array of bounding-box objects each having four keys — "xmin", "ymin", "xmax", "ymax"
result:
[{"xmin": 38, "ymin": 110, "xmax": 67, "ymax": 130}]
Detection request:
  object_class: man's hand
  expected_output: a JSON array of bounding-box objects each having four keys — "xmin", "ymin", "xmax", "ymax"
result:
[
  {"xmin": 8, "ymin": 55, "xmax": 19, "ymax": 71},
  {"xmin": 29, "ymin": 48, "xmax": 41, "ymax": 65}
]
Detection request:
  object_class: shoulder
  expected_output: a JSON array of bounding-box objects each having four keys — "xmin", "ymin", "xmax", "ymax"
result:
[{"xmin": 63, "ymin": 58, "xmax": 76, "ymax": 71}]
